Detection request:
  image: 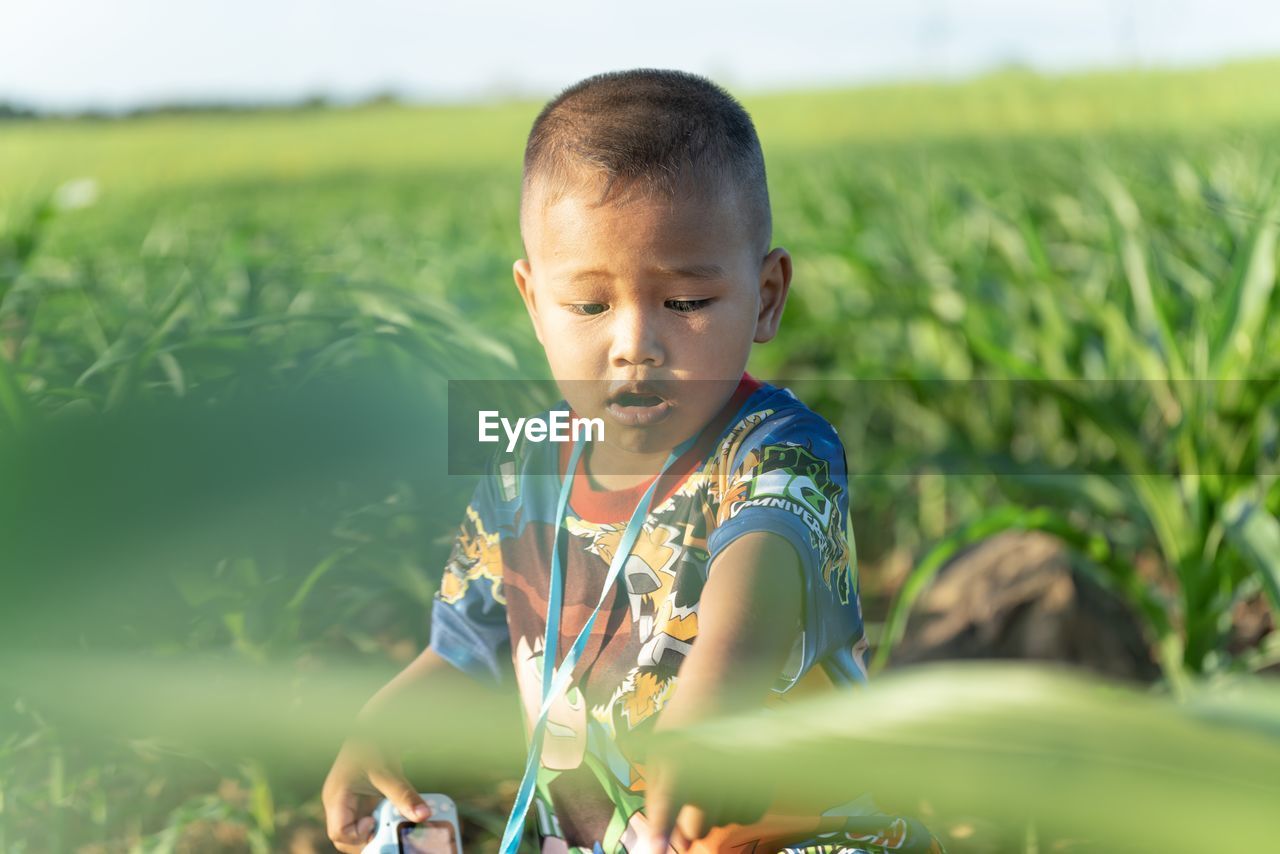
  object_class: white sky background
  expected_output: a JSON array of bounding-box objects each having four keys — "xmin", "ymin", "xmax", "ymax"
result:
[{"xmin": 2, "ymin": 0, "xmax": 1280, "ymax": 110}]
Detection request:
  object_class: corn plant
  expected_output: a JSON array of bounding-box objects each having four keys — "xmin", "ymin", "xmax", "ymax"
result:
[{"xmin": 832, "ymin": 143, "xmax": 1280, "ymax": 680}]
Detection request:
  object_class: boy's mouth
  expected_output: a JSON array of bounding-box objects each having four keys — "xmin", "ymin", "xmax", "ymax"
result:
[{"xmin": 605, "ymin": 383, "xmax": 673, "ymax": 427}]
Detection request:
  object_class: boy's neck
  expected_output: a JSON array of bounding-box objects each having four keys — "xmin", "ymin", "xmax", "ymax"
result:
[{"xmin": 583, "ymin": 441, "xmax": 672, "ymax": 491}]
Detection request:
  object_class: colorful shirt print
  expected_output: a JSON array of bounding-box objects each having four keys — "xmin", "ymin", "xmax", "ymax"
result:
[{"xmin": 429, "ymin": 374, "xmax": 943, "ymax": 854}]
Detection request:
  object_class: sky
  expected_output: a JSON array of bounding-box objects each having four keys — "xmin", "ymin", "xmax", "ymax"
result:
[{"xmin": 3, "ymin": 0, "xmax": 1280, "ymax": 111}]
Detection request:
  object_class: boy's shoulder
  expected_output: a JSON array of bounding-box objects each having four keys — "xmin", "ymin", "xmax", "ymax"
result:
[
  {"xmin": 681, "ymin": 383, "xmax": 852, "ymax": 586},
  {"xmin": 708, "ymin": 381, "xmax": 848, "ymax": 482},
  {"xmin": 464, "ymin": 403, "xmax": 582, "ymax": 525}
]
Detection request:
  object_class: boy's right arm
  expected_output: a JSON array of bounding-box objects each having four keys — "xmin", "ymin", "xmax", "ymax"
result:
[
  {"xmin": 322, "ymin": 646, "xmax": 502, "ymax": 853},
  {"xmin": 327, "ymin": 459, "xmax": 513, "ymax": 852}
]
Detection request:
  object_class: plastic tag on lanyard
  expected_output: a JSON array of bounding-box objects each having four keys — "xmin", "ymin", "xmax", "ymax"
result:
[{"xmin": 499, "ymin": 394, "xmax": 759, "ymax": 854}]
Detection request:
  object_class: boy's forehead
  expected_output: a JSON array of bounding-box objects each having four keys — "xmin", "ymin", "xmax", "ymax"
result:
[
  {"xmin": 525, "ymin": 164, "xmax": 735, "ymax": 214},
  {"xmin": 521, "ymin": 173, "xmax": 750, "ymax": 262}
]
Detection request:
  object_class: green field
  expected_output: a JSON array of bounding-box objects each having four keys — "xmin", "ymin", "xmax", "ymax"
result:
[{"xmin": 3, "ymin": 59, "xmax": 1280, "ymax": 852}]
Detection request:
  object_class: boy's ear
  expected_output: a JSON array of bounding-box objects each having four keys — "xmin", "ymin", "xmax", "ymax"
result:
[
  {"xmin": 512, "ymin": 259, "xmax": 545, "ymax": 346},
  {"xmin": 753, "ymin": 247, "xmax": 793, "ymax": 344}
]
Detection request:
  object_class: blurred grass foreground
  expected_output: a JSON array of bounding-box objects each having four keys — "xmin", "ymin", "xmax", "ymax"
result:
[{"xmin": 3, "ymin": 59, "xmax": 1280, "ymax": 852}]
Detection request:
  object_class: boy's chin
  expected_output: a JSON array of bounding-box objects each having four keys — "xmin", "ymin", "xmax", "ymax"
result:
[{"xmin": 594, "ymin": 425, "xmax": 687, "ymax": 464}]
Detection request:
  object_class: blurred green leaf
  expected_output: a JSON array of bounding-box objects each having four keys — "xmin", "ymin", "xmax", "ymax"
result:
[
  {"xmin": 1223, "ymin": 490, "xmax": 1280, "ymax": 619},
  {"xmin": 658, "ymin": 663, "xmax": 1280, "ymax": 852}
]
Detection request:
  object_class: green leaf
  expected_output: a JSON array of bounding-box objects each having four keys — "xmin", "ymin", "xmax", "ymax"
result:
[
  {"xmin": 659, "ymin": 663, "xmax": 1280, "ymax": 852},
  {"xmin": 1223, "ymin": 491, "xmax": 1280, "ymax": 620},
  {"xmin": 1212, "ymin": 197, "xmax": 1279, "ymax": 378},
  {"xmin": 284, "ymin": 546, "xmax": 357, "ymax": 616},
  {"xmin": 1094, "ymin": 167, "xmax": 1188, "ymax": 382},
  {"xmin": 1004, "ymin": 472, "xmax": 1133, "ymax": 517},
  {"xmin": 0, "ymin": 353, "xmax": 30, "ymax": 432}
]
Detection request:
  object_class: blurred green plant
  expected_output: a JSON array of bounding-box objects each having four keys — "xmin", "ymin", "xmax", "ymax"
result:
[
  {"xmin": 6, "ymin": 651, "xmax": 1280, "ymax": 852},
  {"xmin": 841, "ymin": 148, "xmax": 1280, "ymax": 681},
  {"xmin": 0, "ymin": 181, "xmax": 540, "ymax": 851},
  {"xmin": 655, "ymin": 662, "xmax": 1280, "ymax": 853}
]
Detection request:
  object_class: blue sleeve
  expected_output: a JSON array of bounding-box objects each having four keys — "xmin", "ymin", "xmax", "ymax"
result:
[
  {"xmin": 705, "ymin": 408, "xmax": 864, "ymax": 690},
  {"xmin": 427, "ymin": 457, "xmax": 512, "ymax": 687}
]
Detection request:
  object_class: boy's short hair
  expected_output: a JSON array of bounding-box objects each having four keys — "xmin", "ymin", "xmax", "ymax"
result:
[{"xmin": 520, "ymin": 68, "xmax": 772, "ymax": 259}]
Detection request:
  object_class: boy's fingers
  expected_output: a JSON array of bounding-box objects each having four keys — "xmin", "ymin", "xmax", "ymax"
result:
[
  {"xmin": 367, "ymin": 765, "xmax": 431, "ymax": 822},
  {"xmin": 643, "ymin": 774, "xmax": 676, "ymax": 853},
  {"xmin": 646, "ymin": 760, "xmax": 701, "ymax": 853},
  {"xmin": 647, "ymin": 834, "xmax": 673, "ymax": 854},
  {"xmin": 675, "ymin": 804, "xmax": 709, "ymax": 842},
  {"xmin": 324, "ymin": 792, "xmax": 374, "ymax": 853},
  {"xmin": 669, "ymin": 827, "xmax": 694, "ymax": 853},
  {"xmin": 357, "ymin": 815, "xmax": 375, "ymax": 839}
]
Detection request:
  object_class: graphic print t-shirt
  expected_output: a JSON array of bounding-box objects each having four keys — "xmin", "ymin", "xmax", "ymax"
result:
[{"xmin": 429, "ymin": 374, "xmax": 870, "ymax": 853}]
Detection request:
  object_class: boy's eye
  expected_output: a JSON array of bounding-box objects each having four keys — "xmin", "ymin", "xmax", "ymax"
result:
[
  {"xmin": 568, "ymin": 303, "xmax": 607, "ymax": 316},
  {"xmin": 666, "ymin": 298, "xmax": 712, "ymax": 313}
]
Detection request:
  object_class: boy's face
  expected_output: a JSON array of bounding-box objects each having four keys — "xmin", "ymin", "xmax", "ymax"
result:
[{"xmin": 514, "ymin": 172, "xmax": 791, "ymax": 461}]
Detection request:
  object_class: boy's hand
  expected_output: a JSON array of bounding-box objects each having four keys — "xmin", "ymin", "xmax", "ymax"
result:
[
  {"xmin": 640, "ymin": 531, "xmax": 804, "ymax": 853},
  {"xmin": 641, "ymin": 758, "xmax": 698, "ymax": 854},
  {"xmin": 322, "ymin": 736, "xmax": 432, "ymax": 854},
  {"xmin": 321, "ymin": 645, "xmax": 521, "ymax": 852},
  {"xmin": 642, "ymin": 723, "xmax": 774, "ymax": 853},
  {"xmin": 641, "ymin": 743, "xmax": 726, "ymax": 853}
]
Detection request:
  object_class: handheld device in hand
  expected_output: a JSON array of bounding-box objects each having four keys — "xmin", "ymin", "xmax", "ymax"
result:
[{"xmin": 361, "ymin": 793, "xmax": 462, "ymax": 854}]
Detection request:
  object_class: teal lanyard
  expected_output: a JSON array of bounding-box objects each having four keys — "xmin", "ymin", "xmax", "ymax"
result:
[
  {"xmin": 499, "ymin": 394, "xmax": 758, "ymax": 854},
  {"xmin": 499, "ymin": 434, "xmax": 692, "ymax": 854}
]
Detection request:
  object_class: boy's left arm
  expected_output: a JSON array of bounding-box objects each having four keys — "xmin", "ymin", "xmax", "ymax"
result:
[{"xmin": 643, "ymin": 528, "xmax": 804, "ymax": 854}]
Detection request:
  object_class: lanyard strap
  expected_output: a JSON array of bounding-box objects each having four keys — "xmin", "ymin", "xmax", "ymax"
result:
[
  {"xmin": 500, "ymin": 393, "xmax": 760, "ymax": 853},
  {"xmin": 500, "ymin": 437, "xmax": 688, "ymax": 854}
]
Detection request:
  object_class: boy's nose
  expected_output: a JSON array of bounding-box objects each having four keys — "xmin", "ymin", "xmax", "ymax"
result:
[{"xmin": 608, "ymin": 306, "xmax": 665, "ymax": 368}]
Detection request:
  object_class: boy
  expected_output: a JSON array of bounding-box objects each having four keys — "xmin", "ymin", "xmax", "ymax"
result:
[{"xmin": 324, "ymin": 69, "xmax": 942, "ymax": 854}]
